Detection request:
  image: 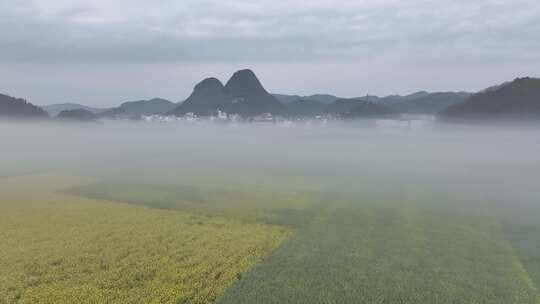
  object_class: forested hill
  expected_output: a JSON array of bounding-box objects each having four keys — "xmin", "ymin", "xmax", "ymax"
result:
[
  {"xmin": 0, "ymin": 93, "xmax": 49, "ymax": 119},
  {"xmin": 441, "ymin": 77, "xmax": 540, "ymax": 121}
]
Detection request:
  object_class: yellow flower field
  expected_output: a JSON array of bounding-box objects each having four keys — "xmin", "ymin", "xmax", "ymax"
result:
[{"xmin": 0, "ymin": 174, "xmax": 292, "ymax": 304}]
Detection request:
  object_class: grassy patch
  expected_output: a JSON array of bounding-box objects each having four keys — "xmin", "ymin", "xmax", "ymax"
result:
[
  {"xmin": 218, "ymin": 199, "xmax": 540, "ymax": 304},
  {"xmin": 0, "ymin": 174, "xmax": 292, "ymax": 304}
]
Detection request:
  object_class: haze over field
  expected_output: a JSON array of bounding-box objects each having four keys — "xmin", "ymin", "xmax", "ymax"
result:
[
  {"xmin": 2, "ymin": 121, "xmax": 540, "ymax": 303},
  {"xmin": 2, "ymin": 121, "xmax": 540, "ymax": 224}
]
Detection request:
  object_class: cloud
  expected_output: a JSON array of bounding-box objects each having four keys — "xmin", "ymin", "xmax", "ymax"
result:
[
  {"xmin": 1, "ymin": 0, "xmax": 539, "ymax": 106},
  {"xmin": 1, "ymin": 0, "xmax": 538, "ymax": 64}
]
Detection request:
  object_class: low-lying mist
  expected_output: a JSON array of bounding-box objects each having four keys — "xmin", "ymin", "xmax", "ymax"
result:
[{"xmin": 2, "ymin": 120, "xmax": 539, "ymax": 225}]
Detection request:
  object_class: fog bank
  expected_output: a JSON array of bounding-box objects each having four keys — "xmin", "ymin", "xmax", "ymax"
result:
[{"xmin": 1, "ymin": 120, "xmax": 539, "ymax": 225}]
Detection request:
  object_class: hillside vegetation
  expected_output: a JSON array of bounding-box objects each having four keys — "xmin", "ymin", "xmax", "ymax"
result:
[
  {"xmin": 0, "ymin": 94, "xmax": 48, "ymax": 119},
  {"xmin": 441, "ymin": 77, "xmax": 540, "ymax": 121}
]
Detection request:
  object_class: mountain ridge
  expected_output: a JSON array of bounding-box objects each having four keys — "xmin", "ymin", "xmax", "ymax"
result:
[
  {"xmin": 56, "ymin": 109, "xmax": 99, "ymax": 122},
  {"xmin": 43, "ymin": 103, "xmax": 108, "ymax": 117},
  {"xmin": 99, "ymin": 98, "xmax": 176, "ymax": 119}
]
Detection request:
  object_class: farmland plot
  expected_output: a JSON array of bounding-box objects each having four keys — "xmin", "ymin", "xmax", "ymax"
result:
[
  {"xmin": 0, "ymin": 174, "xmax": 292, "ymax": 304},
  {"xmin": 218, "ymin": 199, "xmax": 540, "ymax": 304}
]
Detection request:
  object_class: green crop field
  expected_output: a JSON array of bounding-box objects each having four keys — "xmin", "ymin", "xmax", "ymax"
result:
[
  {"xmin": 505, "ymin": 224, "xmax": 540, "ymax": 290},
  {"xmin": 219, "ymin": 199, "xmax": 540, "ymax": 303},
  {"xmin": 1, "ymin": 174, "xmax": 540, "ymax": 303}
]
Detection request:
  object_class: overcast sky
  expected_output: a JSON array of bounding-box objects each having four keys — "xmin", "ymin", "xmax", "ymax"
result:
[{"xmin": 1, "ymin": 0, "xmax": 539, "ymax": 106}]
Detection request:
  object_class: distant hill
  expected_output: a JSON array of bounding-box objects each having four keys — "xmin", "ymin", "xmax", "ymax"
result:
[
  {"xmin": 325, "ymin": 99, "xmax": 365, "ymax": 114},
  {"xmin": 324, "ymin": 98, "xmax": 395, "ymax": 119},
  {"xmin": 276, "ymin": 91, "xmax": 465, "ymax": 114},
  {"xmin": 481, "ymin": 81, "xmax": 512, "ymax": 93},
  {"xmin": 272, "ymin": 94, "xmax": 303, "ymax": 104},
  {"xmin": 403, "ymin": 91, "xmax": 431, "ymax": 100},
  {"xmin": 98, "ymin": 107, "xmax": 126, "ymax": 119},
  {"xmin": 286, "ymin": 99, "xmax": 326, "ymax": 117},
  {"xmin": 0, "ymin": 93, "xmax": 49, "ymax": 119},
  {"xmin": 171, "ymin": 69, "xmax": 285, "ymax": 116},
  {"xmin": 342, "ymin": 102, "xmax": 396, "ymax": 119},
  {"xmin": 353, "ymin": 91, "xmax": 469, "ymax": 114},
  {"xmin": 173, "ymin": 78, "xmax": 230, "ymax": 116},
  {"xmin": 56, "ymin": 109, "xmax": 98, "ymax": 122},
  {"xmin": 309, "ymin": 94, "xmax": 341, "ymax": 104},
  {"xmin": 43, "ymin": 103, "xmax": 107, "ymax": 117},
  {"xmin": 223, "ymin": 70, "xmax": 285, "ymax": 116},
  {"xmin": 100, "ymin": 98, "xmax": 176, "ymax": 119},
  {"xmin": 382, "ymin": 92, "xmax": 471, "ymax": 114},
  {"xmin": 119, "ymin": 98, "xmax": 176, "ymax": 115},
  {"xmin": 273, "ymin": 94, "xmax": 340, "ymax": 104},
  {"xmin": 440, "ymin": 77, "xmax": 540, "ymax": 121}
]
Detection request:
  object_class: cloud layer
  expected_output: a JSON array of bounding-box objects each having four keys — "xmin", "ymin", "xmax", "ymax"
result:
[
  {"xmin": 2, "ymin": 0, "xmax": 539, "ymax": 63},
  {"xmin": 0, "ymin": 0, "xmax": 539, "ymax": 105}
]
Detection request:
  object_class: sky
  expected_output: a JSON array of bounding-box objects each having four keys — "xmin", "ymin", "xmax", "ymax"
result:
[{"xmin": 1, "ymin": 0, "xmax": 539, "ymax": 107}]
